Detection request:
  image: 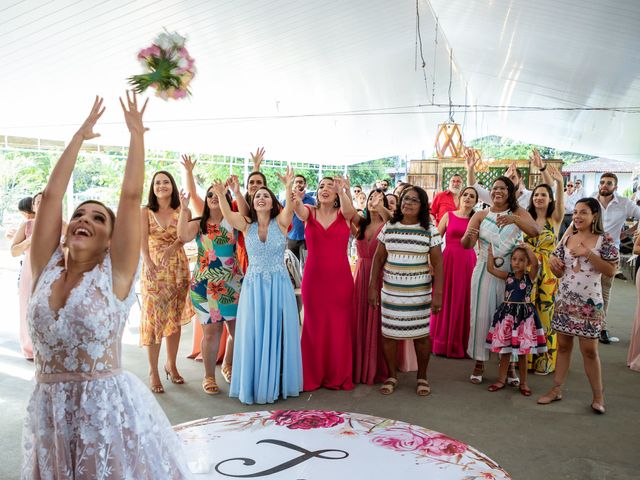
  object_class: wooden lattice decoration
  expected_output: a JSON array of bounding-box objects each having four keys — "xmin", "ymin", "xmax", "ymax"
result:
[{"xmin": 434, "ymin": 123, "xmax": 463, "ymax": 159}]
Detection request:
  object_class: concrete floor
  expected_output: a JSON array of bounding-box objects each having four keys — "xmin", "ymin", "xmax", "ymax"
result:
[{"xmin": 1, "ymin": 276, "xmax": 639, "ymax": 479}]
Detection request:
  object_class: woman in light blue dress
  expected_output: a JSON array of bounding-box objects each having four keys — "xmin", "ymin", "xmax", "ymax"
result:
[{"xmin": 212, "ymin": 167, "xmax": 303, "ymax": 404}]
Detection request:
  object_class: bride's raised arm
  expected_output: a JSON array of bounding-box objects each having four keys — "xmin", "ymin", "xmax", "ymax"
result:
[
  {"xmin": 31, "ymin": 96, "xmax": 105, "ymax": 281},
  {"xmin": 110, "ymin": 91, "xmax": 149, "ymax": 299}
]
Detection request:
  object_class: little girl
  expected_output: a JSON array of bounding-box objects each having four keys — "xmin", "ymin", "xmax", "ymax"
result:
[{"xmin": 485, "ymin": 243, "xmax": 547, "ymax": 396}]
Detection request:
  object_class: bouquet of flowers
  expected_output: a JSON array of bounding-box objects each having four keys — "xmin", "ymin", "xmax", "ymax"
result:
[{"xmin": 128, "ymin": 30, "xmax": 196, "ymax": 100}]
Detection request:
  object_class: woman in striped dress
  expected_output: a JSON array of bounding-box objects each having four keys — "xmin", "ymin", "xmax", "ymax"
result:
[
  {"xmin": 369, "ymin": 186, "xmax": 443, "ymax": 397},
  {"xmin": 461, "ymin": 176, "xmax": 541, "ymax": 384}
]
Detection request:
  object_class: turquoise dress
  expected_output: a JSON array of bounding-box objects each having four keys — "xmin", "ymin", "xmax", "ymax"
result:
[{"xmin": 230, "ymin": 219, "xmax": 303, "ymax": 404}]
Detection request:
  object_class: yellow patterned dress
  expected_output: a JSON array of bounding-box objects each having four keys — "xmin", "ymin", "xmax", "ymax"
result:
[
  {"xmin": 140, "ymin": 209, "xmax": 194, "ymax": 346},
  {"xmin": 525, "ymin": 219, "xmax": 558, "ymax": 374}
]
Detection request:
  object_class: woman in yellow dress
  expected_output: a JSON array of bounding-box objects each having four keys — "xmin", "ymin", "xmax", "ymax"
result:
[
  {"xmin": 141, "ymin": 170, "xmax": 194, "ymax": 393},
  {"xmin": 524, "ymin": 163, "xmax": 564, "ymax": 374}
]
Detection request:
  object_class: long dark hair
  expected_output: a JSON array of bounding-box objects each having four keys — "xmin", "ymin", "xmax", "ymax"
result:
[
  {"xmin": 18, "ymin": 196, "xmax": 33, "ymax": 214},
  {"xmin": 357, "ymin": 190, "xmax": 389, "ymax": 240},
  {"xmin": 459, "ymin": 186, "xmax": 478, "ymax": 218},
  {"xmin": 147, "ymin": 171, "xmax": 180, "ymax": 212},
  {"xmin": 391, "ymin": 186, "xmax": 431, "ymax": 230},
  {"xmin": 493, "ymin": 176, "xmax": 519, "ymax": 212},
  {"xmin": 573, "ymin": 198, "xmax": 604, "ymax": 234},
  {"xmin": 73, "ymin": 200, "xmax": 116, "ymax": 234},
  {"xmin": 527, "ymin": 183, "xmax": 555, "ymax": 220},
  {"xmin": 249, "ymin": 186, "xmax": 280, "ymax": 223},
  {"xmin": 197, "ymin": 185, "xmax": 233, "ymax": 234},
  {"xmin": 317, "ymin": 176, "xmax": 340, "ymax": 208}
]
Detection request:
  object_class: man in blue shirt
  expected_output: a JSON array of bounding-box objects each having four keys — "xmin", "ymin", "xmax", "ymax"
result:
[{"xmin": 286, "ymin": 174, "xmax": 316, "ymax": 258}]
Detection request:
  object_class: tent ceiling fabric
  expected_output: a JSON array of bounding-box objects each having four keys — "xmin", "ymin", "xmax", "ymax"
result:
[{"xmin": 0, "ymin": 0, "xmax": 638, "ymax": 165}]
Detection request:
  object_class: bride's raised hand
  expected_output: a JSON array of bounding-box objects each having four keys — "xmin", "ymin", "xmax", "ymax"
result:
[
  {"xmin": 119, "ymin": 90, "xmax": 149, "ymax": 135},
  {"xmin": 76, "ymin": 96, "xmax": 106, "ymax": 140}
]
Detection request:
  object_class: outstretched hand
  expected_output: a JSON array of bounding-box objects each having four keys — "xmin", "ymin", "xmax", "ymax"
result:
[
  {"xmin": 548, "ymin": 164, "xmax": 563, "ymax": 184},
  {"xmin": 76, "ymin": 96, "xmax": 106, "ymax": 140},
  {"xmin": 211, "ymin": 180, "xmax": 227, "ymax": 197},
  {"xmin": 119, "ymin": 90, "xmax": 149, "ymax": 135},
  {"xmin": 226, "ymin": 175, "xmax": 241, "ymax": 195},
  {"xmin": 276, "ymin": 166, "xmax": 294, "ymax": 186},
  {"xmin": 250, "ymin": 147, "xmax": 265, "ymax": 169},
  {"xmin": 180, "ymin": 154, "xmax": 196, "ymax": 173},
  {"xmin": 530, "ymin": 148, "xmax": 544, "ymax": 169},
  {"xmin": 179, "ymin": 190, "xmax": 190, "ymax": 210},
  {"xmin": 464, "ymin": 147, "xmax": 478, "ymax": 170}
]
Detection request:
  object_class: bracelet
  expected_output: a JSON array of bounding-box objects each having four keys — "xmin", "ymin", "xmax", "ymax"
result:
[{"xmin": 539, "ymin": 165, "xmax": 548, "ymax": 172}]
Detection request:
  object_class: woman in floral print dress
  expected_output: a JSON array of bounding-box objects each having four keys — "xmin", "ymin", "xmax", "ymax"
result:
[
  {"xmin": 178, "ymin": 185, "xmax": 242, "ymax": 395},
  {"xmin": 539, "ymin": 198, "xmax": 618, "ymax": 414}
]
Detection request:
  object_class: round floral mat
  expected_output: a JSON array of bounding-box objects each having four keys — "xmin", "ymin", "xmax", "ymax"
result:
[{"xmin": 175, "ymin": 410, "xmax": 510, "ymax": 479}]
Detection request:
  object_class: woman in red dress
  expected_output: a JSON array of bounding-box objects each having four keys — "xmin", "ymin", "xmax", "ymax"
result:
[{"xmin": 295, "ymin": 177, "xmax": 357, "ymax": 390}]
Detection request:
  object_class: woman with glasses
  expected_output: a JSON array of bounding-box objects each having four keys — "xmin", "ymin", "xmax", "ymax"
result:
[
  {"xmin": 462, "ymin": 177, "xmax": 541, "ymax": 385},
  {"xmin": 177, "ymin": 183, "xmax": 243, "ymax": 395},
  {"xmin": 368, "ymin": 186, "xmax": 443, "ymax": 396}
]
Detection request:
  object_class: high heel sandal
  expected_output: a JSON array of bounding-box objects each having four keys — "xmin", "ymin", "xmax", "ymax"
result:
[
  {"xmin": 488, "ymin": 380, "xmax": 506, "ymax": 392},
  {"xmin": 149, "ymin": 375, "xmax": 164, "ymax": 394},
  {"xmin": 469, "ymin": 362, "xmax": 484, "ymax": 384},
  {"xmin": 164, "ymin": 365, "xmax": 185, "ymax": 384},
  {"xmin": 202, "ymin": 376, "xmax": 220, "ymax": 395},
  {"xmin": 591, "ymin": 390, "xmax": 605, "ymax": 414},
  {"xmin": 221, "ymin": 363, "xmax": 232, "ymax": 384},
  {"xmin": 537, "ymin": 384, "xmax": 563, "ymax": 405}
]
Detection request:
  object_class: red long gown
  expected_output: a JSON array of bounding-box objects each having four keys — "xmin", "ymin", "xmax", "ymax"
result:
[{"xmin": 301, "ymin": 207, "xmax": 354, "ymax": 391}]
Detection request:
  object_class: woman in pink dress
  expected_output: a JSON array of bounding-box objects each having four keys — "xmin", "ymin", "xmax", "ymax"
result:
[
  {"xmin": 11, "ymin": 193, "xmax": 40, "ymax": 360},
  {"xmin": 351, "ymin": 190, "xmax": 392, "ymax": 384},
  {"xmin": 295, "ymin": 177, "xmax": 357, "ymax": 391},
  {"xmin": 430, "ymin": 187, "xmax": 478, "ymax": 358}
]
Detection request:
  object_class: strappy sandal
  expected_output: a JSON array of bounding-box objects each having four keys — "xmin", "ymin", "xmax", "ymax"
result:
[
  {"xmin": 469, "ymin": 362, "xmax": 484, "ymax": 384},
  {"xmin": 488, "ymin": 380, "xmax": 506, "ymax": 392},
  {"xmin": 519, "ymin": 385, "xmax": 532, "ymax": 397},
  {"xmin": 379, "ymin": 377, "xmax": 398, "ymax": 395},
  {"xmin": 149, "ymin": 375, "xmax": 164, "ymax": 394},
  {"xmin": 537, "ymin": 384, "xmax": 563, "ymax": 405},
  {"xmin": 164, "ymin": 365, "xmax": 185, "ymax": 384},
  {"xmin": 221, "ymin": 363, "xmax": 232, "ymax": 384},
  {"xmin": 506, "ymin": 364, "xmax": 520, "ymax": 387},
  {"xmin": 203, "ymin": 376, "xmax": 220, "ymax": 395},
  {"xmin": 416, "ymin": 379, "xmax": 431, "ymax": 396}
]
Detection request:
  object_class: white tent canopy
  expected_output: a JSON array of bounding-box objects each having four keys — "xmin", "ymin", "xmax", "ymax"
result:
[{"xmin": 1, "ymin": 0, "xmax": 639, "ymax": 165}]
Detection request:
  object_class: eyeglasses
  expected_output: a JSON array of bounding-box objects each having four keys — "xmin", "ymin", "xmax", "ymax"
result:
[
  {"xmin": 207, "ymin": 192, "xmax": 215, "ymax": 198},
  {"xmin": 402, "ymin": 196, "xmax": 420, "ymax": 204},
  {"xmin": 567, "ymin": 184, "xmax": 574, "ymax": 188},
  {"xmin": 599, "ymin": 180, "xmax": 615, "ymax": 186}
]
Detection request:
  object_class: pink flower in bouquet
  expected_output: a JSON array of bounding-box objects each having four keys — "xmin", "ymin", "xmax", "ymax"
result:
[
  {"xmin": 172, "ymin": 89, "xmax": 188, "ymax": 99},
  {"xmin": 371, "ymin": 426, "xmax": 432, "ymax": 452},
  {"xmin": 420, "ymin": 434, "xmax": 468, "ymax": 457},
  {"xmin": 270, "ymin": 410, "xmax": 344, "ymax": 430}
]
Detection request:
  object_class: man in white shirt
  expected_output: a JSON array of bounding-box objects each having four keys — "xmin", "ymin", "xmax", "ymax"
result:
[{"xmin": 591, "ymin": 172, "xmax": 640, "ymax": 343}]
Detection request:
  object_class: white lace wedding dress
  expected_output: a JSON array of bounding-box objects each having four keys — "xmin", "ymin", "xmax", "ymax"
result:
[{"xmin": 22, "ymin": 248, "xmax": 192, "ymax": 479}]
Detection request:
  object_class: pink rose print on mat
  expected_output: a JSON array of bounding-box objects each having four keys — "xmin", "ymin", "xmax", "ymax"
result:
[
  {"xmin": 421, "ymin": 434, "xmax": 468, "ymax": 456},
  {"xmin": 371, "ymin": 426, "xmax": 432, "ymax": 452},
  {"xmin": 270, "ymin": 410, "xmax": 344, "ymax": 430}
]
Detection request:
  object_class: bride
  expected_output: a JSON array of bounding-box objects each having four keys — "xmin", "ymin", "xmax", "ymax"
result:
[{"xmin": 22, "ymin": 93, "xmax": 191, "ymax": 479}]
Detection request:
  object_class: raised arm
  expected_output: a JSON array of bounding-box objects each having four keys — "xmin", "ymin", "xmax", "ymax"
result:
[
  {"xmin": 368, "ymin": 191, "xmax": 392, "ymax": 222},
  {"xmin": 530, "ymin": 149, "xmax": 553, "ymax": 187},
  {"xmin": 335, "ymin": 176, "xmax": 357, "ymax": 222},
  {"xmin": 486, "ymin": 244, "xmax": 509, "ymax": 280},
  {"xmin": 180, "ymin": 154, "xmax": 204, "ymax": 216},
  {"xmin": 496, "ymin": 208, "xmax": 542, "ymax": 237},
  {"xmin": 177, "ymin": 191, "xmax": 199, "ymax": 244},
  {"xmin": 250, "ymin": 147, "xmax": 265, "ymax": 172},
  {"xmin": 464, "ymin": 148, "xmax": 491, "ymax": 205},
  {"xmin": 110, "ymin": 91, "xmax": 149, "ymax": 299},
  {"xmin": 31, "ymin": 96, "xmax": 105, "ymax": 279},
  {"xmin": 292, "ymin": 189, "xmax": 311, "ymax": 222},
  {"xmin": 520, "ymin": 242, "xmax": 539, "ymax": 281},
  {"xmin": 276, "ymin": 167, "xmax": 295, "ymax": 232},
  {"xmin": 212, "ymin": 180, "xmax": 249, "ymax": 232},
  {"xmin": 227, "ymin": 175, "xmax": 250, "ymax": 216},
  {"xmin": 548, "ymin": 164, "xmax": 565, "ymax": 227}
]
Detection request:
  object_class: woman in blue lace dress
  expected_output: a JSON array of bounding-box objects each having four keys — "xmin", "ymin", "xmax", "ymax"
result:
[{"xmin": 212, "ymin": 167, "xmax": 303, "ymax": 404}]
